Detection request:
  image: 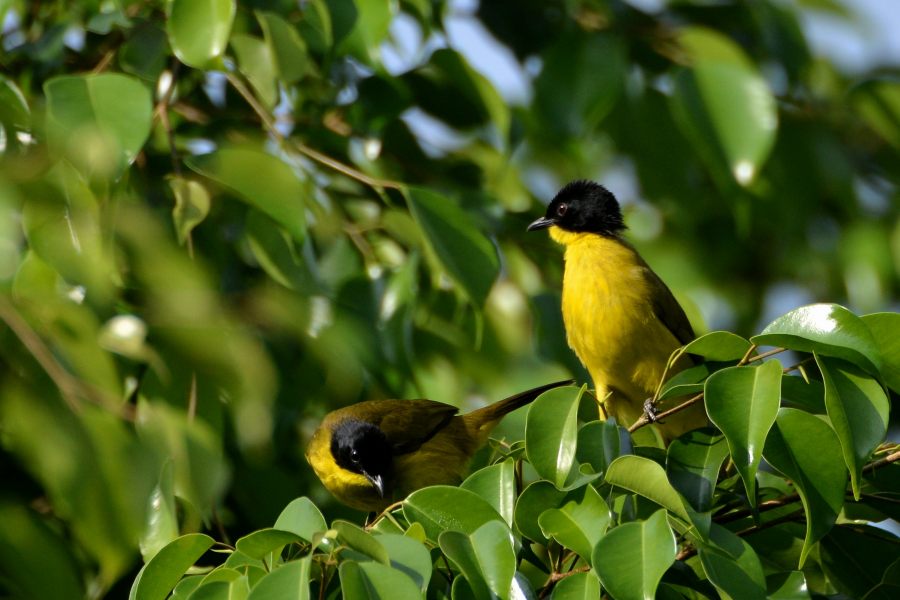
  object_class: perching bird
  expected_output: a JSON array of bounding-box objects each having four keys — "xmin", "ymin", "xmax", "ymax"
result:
[
  {"xmin": 527, "ymin": 181, "xmax": 705, "ymax": 443},
  {"xmin": 306, "ymin": 380, "xmax": 573, "ymax": 512}
]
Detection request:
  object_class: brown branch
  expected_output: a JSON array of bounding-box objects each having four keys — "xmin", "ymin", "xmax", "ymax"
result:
[
  {"xmin": 714, "ymin": 493, "xmax": 800, "ymax": 524},
  {"xmin": 539, "ymin": 565, "xmax": 591, "ymax": 599},
  {"xmin": 865, "ymin": 448, "xmax": 900, "ymax": 472},
  {"xmin": 628, "ymin": 391, "xmax": 704, "ymax": 433},
  {"xmin": 223, "ymin": 72, "xmax": 402, "ymax": 191}
]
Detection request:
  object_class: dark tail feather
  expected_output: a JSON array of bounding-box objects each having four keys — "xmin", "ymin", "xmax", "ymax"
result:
[{"xmin": 467, "ymin": 379, "xmax": 575, "ymax": 428}]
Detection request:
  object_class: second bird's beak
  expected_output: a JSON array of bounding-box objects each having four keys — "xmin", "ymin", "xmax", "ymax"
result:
[
  {"xmin": 527, "ymin": 216, "xmax": 556, "ymax": 231},
  {"xmin": 366, "ymin": 473, "xmax": 386, "ymax": 497}
]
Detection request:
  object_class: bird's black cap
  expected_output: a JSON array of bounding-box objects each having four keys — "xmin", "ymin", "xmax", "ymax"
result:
[
  {"xmin": 331, "ymin": 419, "xmax": 393, "ymax": 497},
  {"xmin": 527, "ymin": 180, "xmax": 625, "ymax": 236}
]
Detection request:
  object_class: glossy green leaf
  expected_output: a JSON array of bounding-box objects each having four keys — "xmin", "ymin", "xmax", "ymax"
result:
[
  {"xmin": 460, "ymin": 460, "xmax": 517, "ymax": 526},
  {"xmin": 680, "ymin": 331, "xmax": 753, "ymax": 362},
  {"xmin": 766, "ymin": 571, "xmax": 810, "ymax": 600},
  {"xmin": 334, "ymin": 0, "xmax": 391, "ymax": 64},
  {"xmin": 169, "ymin": 177, "xmax": 211, "ymax": 245},
  {"xmin": 514, "ymin": 480, "xmax": 567, "ymax": 543},
  {"xmin": 576, "ymin": 419, "xmax": 632, "ymax": 475},
  {"xmin": 592, "ymin": 510, "xmax": 676, "ymax": 600},
  {"xmin": 377, "ymin": 534, "xmax": 432, "ymax": 592},
  {"xmin": 298, "ymin": 0, "xmax": 332, "ymax": 53},
  {"xmin": 538, "ymin": 484, "xmax": 611, "ymax": 560},
  {"xmin": 44, "ymin": 73, "xmax": 152, "ymax": 175},
  {"xmin": 234, "ymin": 529, "xmax": 304, "ymax": 560},
  {"xmin": 339, "ymin": 560, "xmax": 422, "ymax": 600},
  {"xmin": 257, "ymin": 12, "xmax": 309, "ymax": 83},
  {"xmin": 333, "ymin": 520, "xmax": 390, "ymax": 565},
  {"xmin": 670, "ymin": 62, "xmax": 777, "ymax": 186},
  {"xmin": 525, "ymin": 385, "xmax": 583, "ymax": 489},
  {"xmin": 697, "ymin": 523, "xmax": 766, "ymax": 600},
  {"xmin": 763, "ymin": 408, "xmax": 846, "ymax": 566},
  {"xmin": 185, "ymin": 148, "xmax": 306, "ymax": 242},
  {"xmin": 129, "ymin": 533, "xmax": 215, "ymax": 600},
  {"xmin": 816, "ymin": 355, "xmax": 889, "ymax": 499},
  {"xmin": 167, "ymin": 0, "xmax": 235, "ymax": 68},
  {"xmin": 139, "ymin": 462, "xmax": 178, "ymax": 562},
  {"xmin": 231, "ymin": 34, "xmax": 278, "ymax": 108},
  {"xmin": 666, "ymin": 428, "xmax": 728, "ymax": 512},
  {"xmin": 704, "ymin": 360, "xmax": 782, "ymax": 505},
  {"xmin": 274, "ymin": 497, "xmax": 327, "ymax": 543},
  {"xmin": 752, "ymin": 303, "xmax": 882, "ymax": 375},
  {"xmin": 246, "ymin": 557, "xmax": 311, "ymax": 600},
  {"xmin": 403, "ymin": 486, "xmax": 505, "ymax": 543},
  {"xmin": 0, "ymin": 75, "xmax": 30, "ymax": 147},
  {"xmin": 861, "ymin": 312, "xmax": 900, "ymax": 392},
  {"xmin": 780, "ymin": 375, "xmax": 825, "ymax": 413},
  {"xmin": 549, "ymin": 571, "xmax": 601, "ymax": 600},
  {"xmin": 605, "ymin": 456, "xmax": 690, "ymax": 524},
  {"xmin": 440, "ymin": 520, "xmax": 516, "ymax": 600},
  {"xmin": 405, "ymin": 187, "xmax": 499, "ymax": 307}
]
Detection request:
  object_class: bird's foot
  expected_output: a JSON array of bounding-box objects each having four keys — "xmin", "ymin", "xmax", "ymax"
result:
[{"xmin": 643, "ymin": 398, "xmax": 663, "ymax": 424}]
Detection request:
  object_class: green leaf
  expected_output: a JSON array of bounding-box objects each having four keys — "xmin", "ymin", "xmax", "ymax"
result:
[
  {"xmin": 852, "ymin": 80, "xmax": 900, "ymax": 149},
  {"xmin": 0, "ymin": 75, "xmax": 30, "ymax": 145},
  {"xmin": 167, "ymin": 0, "xmax": 235, "ymax": 68},
  {"xmin": 333, "ymin": 0, "xmax": 392, "ymax": 64},
  {"xmin": 538, "ymin": 484, "xmax": 611, "ymax": 560},
  {"xmin": 816, "ymin": 355, "xmax": 889, "ymax": 499},
  {"xmin": 119, "ymin": 22, "xmax": 168, "ymax": 82},
  {"xmin": 605, "ymin": 456, "xmax": 691, "ymax": 524},
  {"xmin": 185, "ymin": 148, "xmax": 306, "ymax": 242},
  {"xmin": 697, "ymin": 523, "xmax": 766, "ymax": 600},
  {"xmin": 257, "ymin": 11, "xmax": 309, "ymax": 83},
  {"xmin": 549, "ymin": 571, "xmax": 601, "ymax": 600},
  {"xmin": 525, "ymin": 385, "xmax": 583, "ymax": 489},
  {"xmin": 298, "ymin": 0, "xmax": 332, "ymax": 53},
  {"xmin": 752, "ymin": 303, "xmax": 882, "ymax": 375},
  {"xmin": 377, "ymin": 534, "xmax": 432, "ymax": 593},
  {"xmin": 861, "ymin": 312, "xmax": 900, "ymax": 392},
  {"xmin": 274, "ymin": 497, "xmax": 327, "ymax": 543},
  {"xmin": 403, "ymin": 486, "xmax": 505, "ymax": 543},
  {"xmin": 339, "ymin": 560, "xmax": 422, "ymax": 600},
  {"xmin": 129, "ymin": 533, "xmax": 215, "ymax": 600},
  {"xmin": 576, "ymin": 419, "xmax": 632, "ymax": 475},
  {"xmin": 704, "ymin": 360, "xmax": 782, "ymax": 506},
  {"xmin": 514, "ymin": 480, "xmax": 567, "ymax": 543},
  {"xmin": 677, "ymin": 27, "xmax": 754, "ymax": 69},
  {"xmin": 44, "ymin": 73, "xmax": 152, "ymax": 176},
  {"xmin": 819, "ymin": 525, "xmax": 900, "ymax": 600},
  {"xmin": 666, "ymin": 428, "xmax": 728, "ymax": 512},
  {"xmin": 405, "ymin": 187, "xmax": 499, "ymax": 307},
  {"xmin": 235, "ymin": 529, "xmax": 304, "ymax": 560},
  {"xmin": 763, "ymin": 408, "xmax": 846, "ymax": 567},
  {"xmin": 333, "ymin": 520, "xmax": 390, "ymax": 564},
  {"xmin": 680, "ymin": 331, "xmax": 753, "ymax": 362},
  {"xmin": 246, "ymin": 557, "xmax": 311, "ymax": 600},
  {"xmin": 169, "ymin": 177, "xmax": 211, "ymax": 245},
  {"xmin": 0, "ymin": 500, "xmax": 84, "ymax": 600},
  {"xmin": 231, "ymin": 34, "xmax": 278, "ymax": 108},
  {"xmin": 592, "ymin": 510, "xmax": 676, "ymax": 600},
  {"xmin": 439, "ymin": 520, "xmax": 516, "ymax": 600},
  {"xmin": 670, "ymin": 62, "xmax": 777, "ymax": 186},
  {"xmin": 139, "ymin": 462, "xmax": 179, "ymax": 562},
  {"xmin": 766, "ymin": 571, "xmax": 810, "ymax": 600},
  {"xmin": 460, "ymin": 460, "xmax": 517, "ymax": 526}
]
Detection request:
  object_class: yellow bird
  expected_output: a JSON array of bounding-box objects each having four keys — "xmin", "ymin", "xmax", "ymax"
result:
[
  {"xmin": 306, "ymin": 380, "xmax": 573, "ymax": 512},
  {"xmin": 527, "ymin": 180, "xmax": 705, "ymax": 443}
]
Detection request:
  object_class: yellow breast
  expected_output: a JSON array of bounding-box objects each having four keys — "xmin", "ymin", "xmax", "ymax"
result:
[{"xmin": 305, "ymin": 425, "xmax": 387, "ymax": 512}]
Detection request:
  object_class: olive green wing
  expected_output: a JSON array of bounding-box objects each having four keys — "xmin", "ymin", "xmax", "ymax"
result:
[
  {"xmin": 646, "ymin": 267, "xmax": 695, "ymax": 347},
  {"xmin": 373, "ymin": 399, "xmax": 460, "ymax": 455}
]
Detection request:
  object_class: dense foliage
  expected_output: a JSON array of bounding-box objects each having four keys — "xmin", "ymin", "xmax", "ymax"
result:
[{"xmin": 0, "ymin": 0, "xmax": 898, "ymax": 598}]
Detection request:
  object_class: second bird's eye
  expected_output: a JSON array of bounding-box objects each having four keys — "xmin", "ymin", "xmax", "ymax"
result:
[{"xmin": 556, "ymin": 203, "xmax": 568, "ymax": 217}]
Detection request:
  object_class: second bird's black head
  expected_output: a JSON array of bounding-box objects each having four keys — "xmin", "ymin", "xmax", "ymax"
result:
[
  {"xmin": 331, "ymin": 419, "xmax": 393, "ymax": 497},
  {"xmin": 527, "ymin": 180, "xmax": 625, "ymax": 236}
]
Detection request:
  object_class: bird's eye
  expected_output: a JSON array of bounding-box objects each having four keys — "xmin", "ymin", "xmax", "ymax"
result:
[
  {"xmin": 556, "ymin": 203, "xmax": 568, "ymax": 217},
  {"xmin": 350, "ymin": 449, "xmax": 359, "ymax": 462}
]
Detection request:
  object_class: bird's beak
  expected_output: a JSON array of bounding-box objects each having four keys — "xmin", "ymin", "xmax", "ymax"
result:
[
  {"xmin": 527, "ymin": 216, "xmax": 556, "ymax": 231},
  {"xmin": 366, "ymin": 473, "xmax": 386, "ymax": 498}
]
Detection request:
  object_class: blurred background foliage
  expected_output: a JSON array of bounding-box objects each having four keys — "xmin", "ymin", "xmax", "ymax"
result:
[{"xmin": 0, "ymin": 0, "xmax": 898, "ymax": 596}]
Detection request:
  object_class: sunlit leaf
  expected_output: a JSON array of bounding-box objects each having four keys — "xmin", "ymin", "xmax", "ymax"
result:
[
  {"xmin": 377, "ymin": 534, "xmax": 432, "ymax": 593},
  {"xmin": 680, "ymin": 331, "xmax": 753, "ymax": 362},
  {"xmin": 763, "ymin": 408, "xmax": 846, "ymax": 567},
  {"xmin": 167, "ymin": 0, "xmax": 235, "ymax": 68},
  {"xmin": 246, "ymin": 557, "xmax": 312, "ymax": 600},
  {"xmin": 440, "ymin": 520, "xmax": 516, "ymax": 600},
  {"xmin": 666, "ymin": 428, "xmax": 728, "ymax": 512},
  {"xmin": 538, "ymin": 484, "xmax": 611, "ymax": 560},
  {"xmin": 231, "ymin": 34, "xmax": 278, "ymax": 108},
  {"xmin": 169, "ymin": 177, "xmax": 211, "ymax": 245},
  {"xmin": 861, "ymin": 312, "xmax": 900, "ymax": 392},
  {"xmin": 274, "ymin": 497, "xmax": 327, "ymax": 543},
  {"xmin": 333, "ymin": 520, "xmax": 390, "ymax": 564},
  {"xmin": 605, "ymin": 455, "xmax": 691, "ymax": 524},
  {"xmin": 403, "ymin": 486, "xmax": 505, "ymax": 543},
  {"xmin": 129, "ymin": 533, "xmax": 215, "ymax": 600},
  {"xmin": 339, "ymin": 560, "xmax": 421, "ymax": 599},
  {"xmin": 704, "ymin": 360, "xmax": 782, "ymax": 506},
  {"xmin": 257, "ymin": 11, "xmax": 309, "ymax": 83},
  {"xmin": 549, "ymin": 571, "xmax": 601, "ymax": 600},
  {"xmin": 525, "ymin": 385, "xmax": 583, "ymax": 489},
  {"xmin": 460, "ymin": 460, "xmax": 517, "ymax": 526}
]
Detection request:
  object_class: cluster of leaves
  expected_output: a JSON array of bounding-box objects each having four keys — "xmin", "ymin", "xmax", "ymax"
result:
[
  {"xmin": 132, "ymin": 303, "xmax": 900, "ymax": 599},
  {"xmin": 0, "ymin": 0, "xmax": 898, "ymax": 598}
]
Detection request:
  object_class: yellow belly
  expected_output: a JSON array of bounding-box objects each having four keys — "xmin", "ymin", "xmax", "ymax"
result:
[{"xmin": 551, "ymin": 228, "xmax": 700, "ymax": 441}]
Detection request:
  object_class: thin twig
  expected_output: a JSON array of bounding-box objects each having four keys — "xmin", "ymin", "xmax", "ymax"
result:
[
  {"xmin": 539, "ymin": 566, "xmax": 591, "ymax": 598},
  {"xmin": 866, "ymin": 449, "xmax": 900, "ymax": 472},
  {"xmin": 224, "ymin": 72, "xmax": 402, "ymax": 191},
  {"xmin": 714, "ymin": 493, "xmax": 800, "ymax": 524},
  {"xmin": 628, "ymin": 391, "xmax": 704, "ymax": 433}
]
